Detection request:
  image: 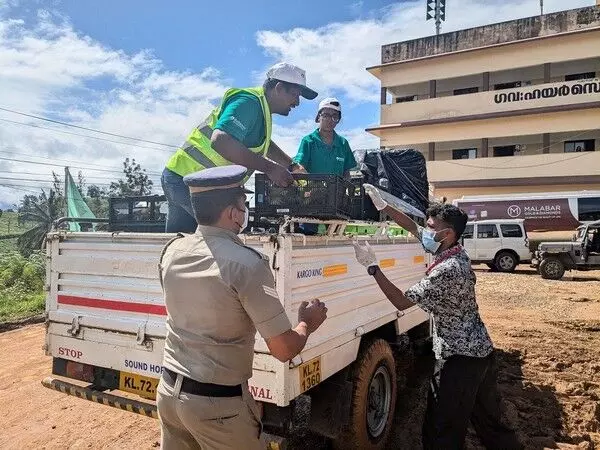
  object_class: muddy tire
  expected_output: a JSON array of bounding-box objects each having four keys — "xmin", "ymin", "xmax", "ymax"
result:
[
  {"xmin": 539, "ymin": 257, "xmax": 565, "ymax": 280},
  {"xmin": 494, "ymin": 251, "xmax": 518, "ymax": 272},
  {"xmin": 333, "ymin": 339, "xmax": 397, "ymax": 450}
]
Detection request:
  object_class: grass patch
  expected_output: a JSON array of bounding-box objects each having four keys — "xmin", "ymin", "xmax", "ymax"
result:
[
  {"xmin": 0, "ymin": 250, "xmax": 46, "ymax": 324},
  {"xmin": 0, "ymin": 286, "xmax": 45, "ymax": 323}
]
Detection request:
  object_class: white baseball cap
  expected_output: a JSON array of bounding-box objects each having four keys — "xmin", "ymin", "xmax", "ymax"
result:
[
  {"xmin": 318, "ymin": 97, "xmax": 341, "ymax": 113},
  {"xmin": 266, "ymin": 62, "xmax": 318, "ymax": 100}
]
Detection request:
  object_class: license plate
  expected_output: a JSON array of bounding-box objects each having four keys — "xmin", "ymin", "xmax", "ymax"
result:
[
  {"xmin": 298, "ymin": 356, "xmax": 321, "ymax": 394},
  {"xmin": 119, "ymin": 371, "xmax": 159, "ymax": 400}
]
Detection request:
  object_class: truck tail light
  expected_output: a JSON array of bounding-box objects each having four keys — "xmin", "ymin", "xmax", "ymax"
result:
[{"xmin": 65, "ymin": 361, "xmax": 95, "ymax": 383}]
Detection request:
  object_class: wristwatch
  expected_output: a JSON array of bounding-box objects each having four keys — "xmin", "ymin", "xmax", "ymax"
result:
[{"xmin": 367, "ymin": 265, "xmax": 379, "ymax": 276}]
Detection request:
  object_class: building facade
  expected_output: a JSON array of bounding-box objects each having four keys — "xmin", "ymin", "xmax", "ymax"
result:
[{"xmin": 366, "ymin": 5, "xmax": 600, "ymax": 201}]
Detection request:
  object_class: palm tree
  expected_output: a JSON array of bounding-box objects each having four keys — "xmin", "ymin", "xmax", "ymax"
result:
[{"xmin": 17, "ymin": 189, "xmax": 61, "ymax": 256}]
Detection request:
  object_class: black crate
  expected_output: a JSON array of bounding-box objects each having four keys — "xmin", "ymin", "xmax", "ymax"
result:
[
  {"xmin": 109, "ymin": 195, "xmax": 167, "ymax": 232},
  {"xmin": 254, "ymin": 174, "xmax": 357, "ymax": 219}
]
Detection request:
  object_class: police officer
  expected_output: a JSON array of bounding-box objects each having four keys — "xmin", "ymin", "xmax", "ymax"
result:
[{"xmin": 156, "ymin": 165, "xmax": 328, "ymax": 449}]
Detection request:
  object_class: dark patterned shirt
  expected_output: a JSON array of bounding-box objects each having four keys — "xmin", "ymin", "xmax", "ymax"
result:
[{"xmin": 405, "ymin": 236, "xmax": 494, "ymax": 360}]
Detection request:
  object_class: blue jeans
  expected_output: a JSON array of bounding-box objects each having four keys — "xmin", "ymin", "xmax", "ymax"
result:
[{"xmin": 161, "ymin": 168, "xmax": 197, "ymax": 233}]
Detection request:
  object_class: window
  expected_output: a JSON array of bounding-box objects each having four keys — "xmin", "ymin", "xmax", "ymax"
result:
[
  {"xmin": 564, "ymin": 140, "xmax": 595, "ymax": 153},
  {"xmin": 500, "ymin": 224, "xmax": 523, "ymax": 238},
  {"xmin": 111, "ymin": 201, "xmax": 129, "ymax": 221},
  {"xmin": 494, "ymin": 81, "xmax": 521, "ymax": 90},
  {"xmin": 462, "ymin": 225, "xmax": 474, "ymax": 239},
  {"xmin": 578, "ymin": 197, "xmax": 600, "ymax": 222},
  {"xmin": 477, "ymin": 224, "xmax": 499, "ymax": 239},
  {"xmin": 565, "ymin": 72, "xmax": 596, "ymax": 82},
  {"xmin": 395, "ymin": 95, "xmax": 416, "ymax": 103},
  {"xmin": 493, "ymin": 145, "xmax": 516, "ymax": 157},
  {"xmin": 452, "ymin": 148, "xmax": 477, "ymax": 160},
  {"xmin": 453, "ymin": 87, "xmax": 479, "ymax": 96}
]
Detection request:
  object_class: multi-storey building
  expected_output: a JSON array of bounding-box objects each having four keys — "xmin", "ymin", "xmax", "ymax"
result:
[{"xmin": 367, "ymin": 4, "xmax": 600, "ymax": 201}]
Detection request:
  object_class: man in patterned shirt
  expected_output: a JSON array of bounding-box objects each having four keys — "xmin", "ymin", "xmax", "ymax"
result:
[{"xmin": 353, "ymin": 188, "xmax": 522, "ymax": 450}]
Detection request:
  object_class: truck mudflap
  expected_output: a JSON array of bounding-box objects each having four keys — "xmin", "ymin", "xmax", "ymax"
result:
[{"xmin": 41, "ymin": 376, "xmax": 158, "ymax": 419}]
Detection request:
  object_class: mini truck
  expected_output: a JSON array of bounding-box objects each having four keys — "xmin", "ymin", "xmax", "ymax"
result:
[
  {"xmin": 532, "ymin": 219, "xmax": 600, "ymax": 280},
  {"xmin": 42, "ymin": 218, "xmax": 430, "ymax": 449}
]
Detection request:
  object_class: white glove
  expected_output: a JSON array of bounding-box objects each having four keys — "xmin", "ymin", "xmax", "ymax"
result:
[
  {"xmin": 352, "ymin": 240, "xmax": 377, "ymax": 267},
  {"xmin": 364, "ymin": 184, "xmax": 387, "ymax": 211}
]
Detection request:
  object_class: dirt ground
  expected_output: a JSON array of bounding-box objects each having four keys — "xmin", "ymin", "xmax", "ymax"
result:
[{"xmin": 0, "ymin": 266, "xmax": 598, "ymax": 450}]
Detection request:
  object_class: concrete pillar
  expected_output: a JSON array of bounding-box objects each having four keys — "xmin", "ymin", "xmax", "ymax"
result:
[
  {"xmin": 429, "ymin": 80, "xmax": 437, "ymax": 99},
  {"xmin": 482, "ymin": 72, "xmax": 490, "ymax": 91},
  {"xmin": 481, "ymin": 138, "xmax": 489, "ymax": 158},
  {"xmin": 380, "ymin": 87, "xmax": 387, "ymax": 105},
  {"xmin": 428, "ymin": 142, "xmax": 436, "ymax": 161},
  {"xmin": 543, "ymin": 133, "xmax": 551, "ymax": 154}
]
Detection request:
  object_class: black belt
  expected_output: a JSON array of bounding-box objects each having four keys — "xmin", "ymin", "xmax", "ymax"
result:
[{"xmin": 162, "ymin": 368, "xmax": 242, "ymax": 397}]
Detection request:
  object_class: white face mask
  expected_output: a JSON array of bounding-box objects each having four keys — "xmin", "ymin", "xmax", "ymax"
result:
[{"xmin": 421, "ymin": 227, "xmax": 450, "ymax": 254}]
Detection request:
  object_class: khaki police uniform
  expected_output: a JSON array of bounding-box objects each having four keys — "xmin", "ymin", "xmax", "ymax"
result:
[{"xmin": 156, "ymin": 166, "xmax": 292, "ymax": 450}]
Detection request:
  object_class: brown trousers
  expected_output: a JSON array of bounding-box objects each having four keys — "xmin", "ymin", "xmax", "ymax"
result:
[{"xmin": 156, "ymin": 374, "xmax": 265, "ymax": 450}]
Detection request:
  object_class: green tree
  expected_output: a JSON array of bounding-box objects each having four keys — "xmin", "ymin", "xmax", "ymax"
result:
[
  {"xmin": 17, "ymin": 189, "xmax": 61, "ymax": 256},
  {"xmin": 77, "ymin": 170, "xmax": 86, "ymax": 194},
  {"xmin": 109, "ymin": 158, "xmax": 153, "ymax": 196}
]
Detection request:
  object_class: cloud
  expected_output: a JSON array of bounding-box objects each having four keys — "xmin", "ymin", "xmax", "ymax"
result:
[
  {"xmin": 0, "ymin": 6, "xmax": 229, "ymax": 205},
  {"xmin": 255, "ymin": 0, "xmax": 593, "ymax": 103}
]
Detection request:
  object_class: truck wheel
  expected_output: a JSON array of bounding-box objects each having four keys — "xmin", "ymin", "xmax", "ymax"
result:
[
  {"xmin": 539, "ymin": 257, "xmax": 565, "ymax": 280},
  {"xmin": 486, "ymin": 263, "xmax": 497, "ymax": 271},
  {"xmin": 494, "ymin": 251, "xmax": 518, "ymax": 272},
  {"xmin": 333, "ymin": 339, "xmax": 397, "ymax": 450}
]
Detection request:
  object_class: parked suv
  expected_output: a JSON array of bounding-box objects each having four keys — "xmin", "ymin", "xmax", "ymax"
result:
[
  {"xmin": 461, "ymin": 219, "xmax": 531, "ymax": 272},
  {"xmin": 532, "ymin": 220, "xmax": 600, "ymax": 280}
]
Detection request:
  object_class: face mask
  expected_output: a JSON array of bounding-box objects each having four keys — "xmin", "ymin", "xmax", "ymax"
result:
[
  {"xmin": 421, "ymin": 228, "xmax": 449, "ymax": 254},
  {"xmin": 234, "ymin": 206, "xmax": 249, "ymax": 233}
]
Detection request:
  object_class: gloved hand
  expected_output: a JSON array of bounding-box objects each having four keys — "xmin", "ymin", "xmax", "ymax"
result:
[
  {"xmin": 364, "ymin": 184, "xmax": 388, "ymax": 211},
  {"xmin": 352, "ymin": 240, "xmax": 377, "ymax": 267}
]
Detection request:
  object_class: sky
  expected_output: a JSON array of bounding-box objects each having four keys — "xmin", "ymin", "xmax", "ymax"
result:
[{"xmin": 0, "ymin": 0, "xmax": 594, "ymax": 209}]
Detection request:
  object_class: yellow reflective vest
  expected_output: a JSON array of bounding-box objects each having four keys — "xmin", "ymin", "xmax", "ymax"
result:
[{"xmin": 165, "ymin": 87, "xmax": 272, "ymax": 181}]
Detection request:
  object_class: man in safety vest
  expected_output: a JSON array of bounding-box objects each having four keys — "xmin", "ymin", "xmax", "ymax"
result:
[{"xmin": 162, "ymin": 62, "xmax": 318, "ymax": 232}]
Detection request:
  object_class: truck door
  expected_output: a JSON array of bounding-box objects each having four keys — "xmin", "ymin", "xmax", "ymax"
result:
[{"xmin": 474, "ymin": 223, "xmax": 501, "ymax": 261}]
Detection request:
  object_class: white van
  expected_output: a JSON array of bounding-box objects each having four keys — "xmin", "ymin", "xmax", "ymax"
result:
[{"xmin": 462, "ymin": 219, "xmax": 531, "ymax": 272}]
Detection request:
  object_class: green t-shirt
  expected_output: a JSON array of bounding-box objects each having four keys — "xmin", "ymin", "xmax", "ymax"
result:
[
  {"xmin": 214, "ymin": 92, "xmax": 266, "ymax": 148},
  {"xmin": 293, "ymin": 129, "xmax": 357, "ymax": 176}
]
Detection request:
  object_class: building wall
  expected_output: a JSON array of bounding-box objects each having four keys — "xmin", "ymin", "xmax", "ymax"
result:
[
  {"xmin": 372, "ymin": 28, "xmax": 600, "ymax": 89},
  {"xmin": 381, "ymin": 7, "xmax": 600, "ymax": 64}
]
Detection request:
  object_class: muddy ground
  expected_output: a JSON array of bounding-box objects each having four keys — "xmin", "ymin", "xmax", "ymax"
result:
[{"xmin": 0, "ymin": 266, "xmax": 598, "ymax": 449}]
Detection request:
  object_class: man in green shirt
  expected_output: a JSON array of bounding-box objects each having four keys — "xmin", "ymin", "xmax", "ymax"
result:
[
  {"xmin": 291, "ymin": 97, "xmax": 356, "ymax": 178},
  {"xmin": 162, "ymin": 63, "xmax": 318, "ymax": 232},
  {"xmin": 291, "ymin": 98, "xmax": 357, "ymax": 234}
]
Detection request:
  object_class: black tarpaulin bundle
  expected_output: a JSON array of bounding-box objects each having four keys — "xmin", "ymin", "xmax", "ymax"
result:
[{"xmin": 353, "ymin": 148, "xmax": 429, "ymax": 213}]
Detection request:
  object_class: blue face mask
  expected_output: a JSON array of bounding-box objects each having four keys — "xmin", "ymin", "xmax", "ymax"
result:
[{"xmin": 421, "ymin": 228, "xmax": 450, "ymax": 254}]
